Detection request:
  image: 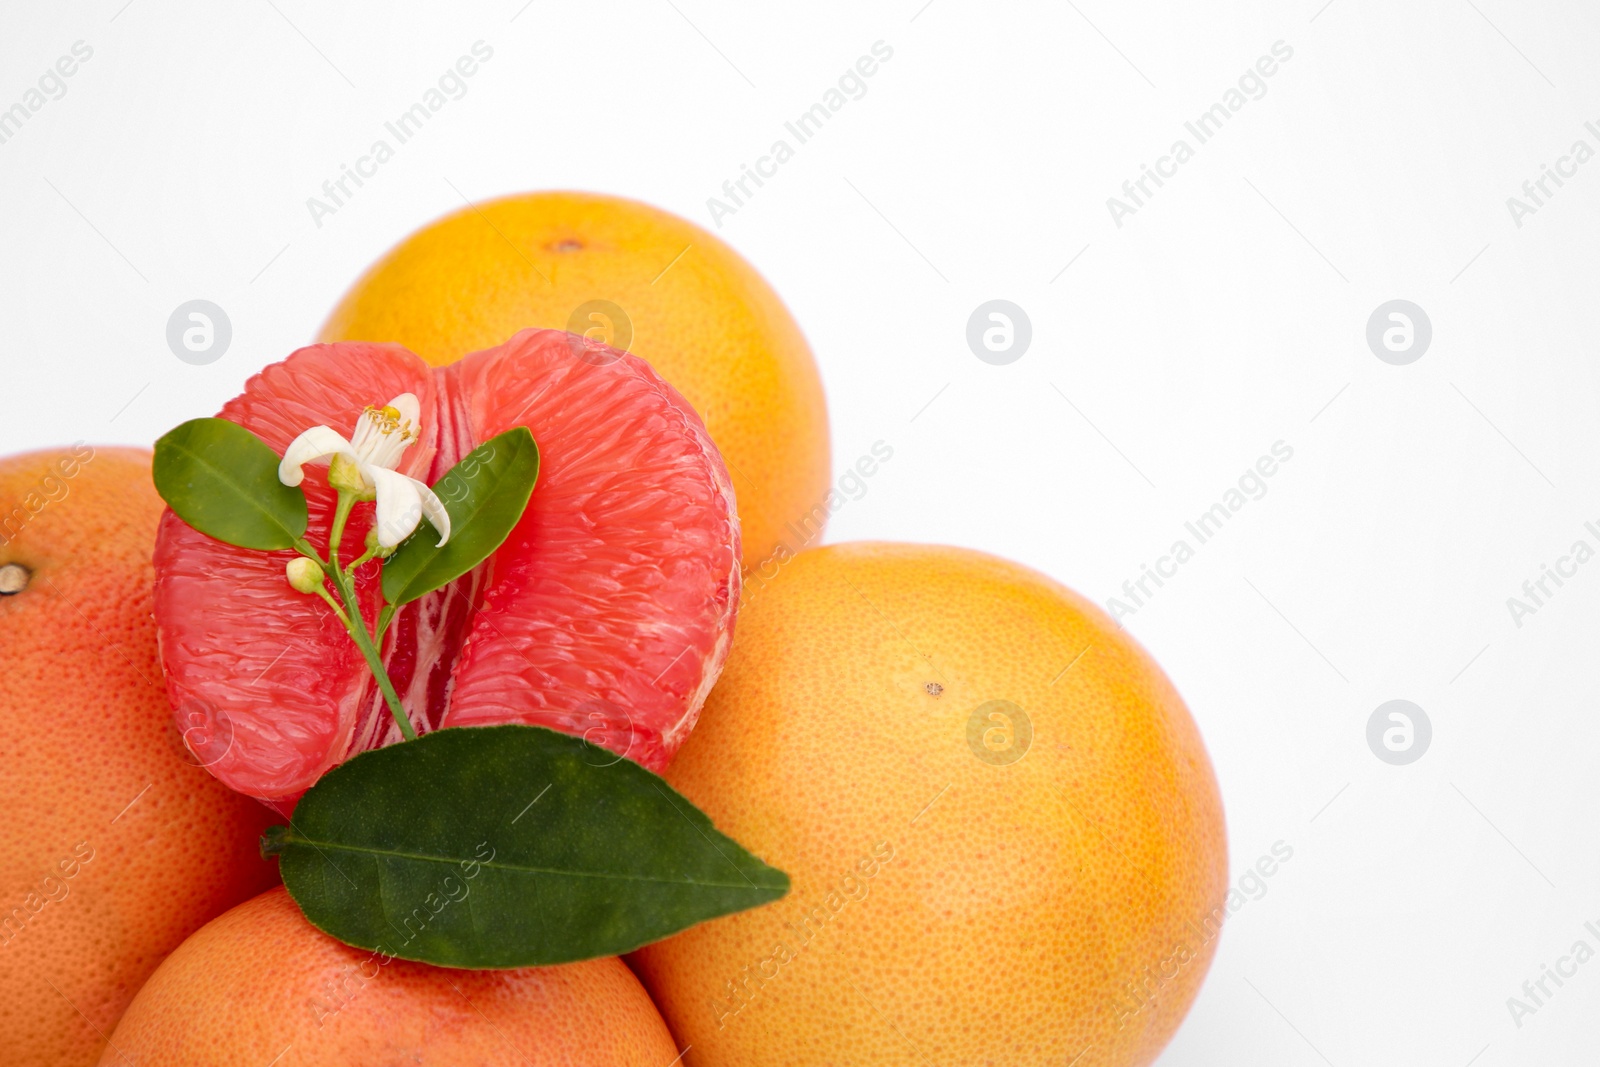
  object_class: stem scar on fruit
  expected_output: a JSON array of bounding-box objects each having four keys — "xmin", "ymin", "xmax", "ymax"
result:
[{"xmin": 0, "ymin": 562, "xmax": 30, "ymax": 595}]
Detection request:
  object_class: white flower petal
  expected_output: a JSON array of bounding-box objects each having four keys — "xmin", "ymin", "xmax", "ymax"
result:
[
  {"xmin": 409, "ymin": 476, "xmax": 451, "ymax": 547},
  {"xmin": 278, "ymin": 426, "xmax": 358, "ymax": 487},
  {"xmin": 387, "ymin": 393, "xmax": 421, "ymax": 427},
  {"xmin": 369, "ymin": 466, "xmax": 426, "ymax": 548}
]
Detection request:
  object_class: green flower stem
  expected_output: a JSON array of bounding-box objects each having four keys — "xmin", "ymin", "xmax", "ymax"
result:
[
  {"xmin": 329, "ymin": 566, "xmax": 416, "ymax": 742},
  {"xmin": 347, "ymin": 546, "xmax": 381, "ymax": 571},
  {"xmin": 328, "ymin": 493, "xmax": 354, "ymax": 572},
  {"xmin": 312, "ymin": 584, "xmax": 350, "ymax": 627},
  {"xmin": 367, "ymin": 563, "xmax": 389, "ymax": 672},
  {"xmin": 375, "ymin": 603, "xmax": 396, "ymax": 644},
  {"xmin": 321, "ymin": 488, "xmax": 417, "ymax": 744}
]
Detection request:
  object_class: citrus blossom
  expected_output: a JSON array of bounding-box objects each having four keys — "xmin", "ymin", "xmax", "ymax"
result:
[{"xmin": 277, "ymin": 392, "xmax": 450, "ymax": 548}]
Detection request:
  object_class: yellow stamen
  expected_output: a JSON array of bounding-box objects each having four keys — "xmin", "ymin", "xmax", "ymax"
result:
[{"xmin": 363, "ymin": 404, "xmax": 418, "ymax": 442}]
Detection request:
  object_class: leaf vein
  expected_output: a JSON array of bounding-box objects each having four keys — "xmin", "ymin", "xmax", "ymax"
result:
[
  {"xmin": 178, "ymin": 449, "xmax": 290, "ymax": 525},
  {"xmin": 286, "ymin": 835, "xmax": 783, "ymax": 892}
]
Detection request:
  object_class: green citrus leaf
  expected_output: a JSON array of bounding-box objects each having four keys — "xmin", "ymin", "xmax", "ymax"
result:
[
  {"xmin": 152, "ymin": 418, "xmax": 308, "ymax": 551},
  {"xmin": 263, "ymin": 724, "xmax": 788, "ymax": 967},
  {"xmin": 382, "ymin": 427, "xmax": 539, "ymax": 607}
]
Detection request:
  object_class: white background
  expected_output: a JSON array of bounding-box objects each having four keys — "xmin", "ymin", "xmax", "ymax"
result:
[{"xmin": 4, "ymin": 1, "xmax": 1599, "ymax": 1062}]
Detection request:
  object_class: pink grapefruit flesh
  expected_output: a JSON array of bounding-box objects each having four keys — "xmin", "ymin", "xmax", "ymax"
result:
[{"xmin": 153, "ymin": 329, "xmax": 740, "ymax": 804}]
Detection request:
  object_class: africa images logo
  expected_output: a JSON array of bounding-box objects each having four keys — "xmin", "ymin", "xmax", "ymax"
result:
[
  {"xmin": 1105, "ymin": 40, "xmax": 1294, "ymax": 228},
  {"xmin": 705, "ymin": 41, "xmax": 894, "ymax": 227},
  {"xmin": 1105, "ymin": 441, "xmax": 1294, "ymax": 620}
]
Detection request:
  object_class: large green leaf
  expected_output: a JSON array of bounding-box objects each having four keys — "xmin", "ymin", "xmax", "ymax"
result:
[
  {"xmin": 263, "ymin": 725, "xmax": 788, "ymax": 967},
  {"xmin": 152, "ymin": 418, "xmax": 308, "ymax": 551},
  {"xmin": 382, "ymin": 427, "xmax": 539, "ymax": 606}
]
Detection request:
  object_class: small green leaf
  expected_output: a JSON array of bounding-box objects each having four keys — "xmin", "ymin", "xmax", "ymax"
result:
[
  {"xmin": 264, "ymin": 724, "xmax": 788, "ymax": 968},
  {"xmin": 153, "ymin": 418, "xmax": 308, "ymax": 551},
  {"xmin": 382, "ymin": 427, "xmax": 539, "ymax": 606}
]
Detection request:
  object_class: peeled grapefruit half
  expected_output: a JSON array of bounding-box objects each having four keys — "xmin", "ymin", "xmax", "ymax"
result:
[{"xmin": 153, "ymin": 329, "xmax": 739, "ymax": 804}]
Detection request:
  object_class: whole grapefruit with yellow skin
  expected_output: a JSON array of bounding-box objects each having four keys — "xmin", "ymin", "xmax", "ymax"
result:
[
  {"xmin": 101, "ymin": 886, "xmax": 683, "ymax": 1066},
  {"xmin": 0, "ymin": 447, "xmax": 280, "ymax": 1067},
  {"xmin": 318, "ymin": 190, "xmax": 831, "ymax": 572},
  {"xmin": 630, "ymin": 543, "xmax": 1228, "ymax": 1067}
]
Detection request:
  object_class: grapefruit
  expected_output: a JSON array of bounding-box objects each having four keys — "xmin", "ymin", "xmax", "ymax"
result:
[
  {"xmin": 629, "ymin": 543, "xmax": 1227, "ymax": 1067},
  {"xmin": 317, "ymin": 191, "xmax": 831, "ymax": 573},
  {"xmin": 154, "ymin": 329, "xmax": 739, "ymax": 804},
  {"xmin": 0, "ymin": 447, "xmax": 279, "ymax": 1067},
  {"xmin": 100, "ymin": 886, "xmax": 682, "ymax": 1066}
]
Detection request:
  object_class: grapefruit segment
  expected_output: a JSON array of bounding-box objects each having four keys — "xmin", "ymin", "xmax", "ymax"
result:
[
  {"xmin": 153, "ymin": 330, "xmax": 739, "ymax": 803},
  {"xmin": 442, "ymin": 340, "xmax": 740, "ymax": 761}
]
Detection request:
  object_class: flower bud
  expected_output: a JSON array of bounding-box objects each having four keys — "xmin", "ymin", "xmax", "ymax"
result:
[{"xmin": 286, "ymin": 557, "xmax": 324, "ymax": 595}]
